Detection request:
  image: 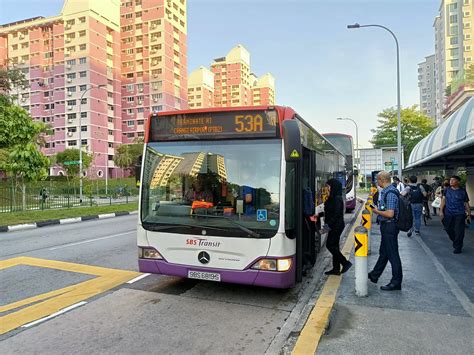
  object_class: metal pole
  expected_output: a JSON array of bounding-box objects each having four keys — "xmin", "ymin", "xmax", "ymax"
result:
[
  {"xmin": 105, "ymin": 153, "xmax": 108, "ymax": 195},
  {"xmin": 347, "ymin": 23, "xmax": 402, "ymax": 177}
]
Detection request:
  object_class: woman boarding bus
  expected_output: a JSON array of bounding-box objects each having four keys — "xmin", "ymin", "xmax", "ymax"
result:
[{"xmin": 137, "ymin": 106, "xmax": 345, "ymax": 288}]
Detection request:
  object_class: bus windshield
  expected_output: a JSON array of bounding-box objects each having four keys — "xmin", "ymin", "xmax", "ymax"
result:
[{"xmin": 140, "ymin": 139, "xmax": 282, "ymax": 238}]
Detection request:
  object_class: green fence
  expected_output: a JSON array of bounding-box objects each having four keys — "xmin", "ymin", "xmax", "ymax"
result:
[{"xmin": 0, "ymin": 178, "xmax": 139, "ymax": 213}]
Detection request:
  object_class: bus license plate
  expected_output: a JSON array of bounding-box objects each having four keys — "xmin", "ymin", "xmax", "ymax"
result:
[{"xmin": 188, "ymin": 270, "xmax": 221, "ymax": 282}]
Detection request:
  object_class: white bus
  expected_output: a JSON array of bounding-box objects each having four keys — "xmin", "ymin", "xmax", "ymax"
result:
[{"xmin": 137, "ymin": 106, "xmax": 345, "ymax": 288}]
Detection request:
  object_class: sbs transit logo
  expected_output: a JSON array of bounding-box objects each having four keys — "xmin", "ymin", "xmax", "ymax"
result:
[{"xmin": 186, "ymin": 238, "xmax": 221, "ymax": 248}]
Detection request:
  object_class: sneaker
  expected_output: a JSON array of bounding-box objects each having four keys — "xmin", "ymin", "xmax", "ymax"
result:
[
  {"xmin": 415, "ymin": 230, "xmax": 421, "ymax": 236},
  {"xmin": 368, "ymin": 272, "xmax": 378, "ymax": 284},
  {"xmin": 325, "ymin": 269, "xmax": 341, "ymax": 276},
  {"xmin": 453, "ymin": 249, "xmax": 462, "ymax": 254},
  {"xmin": 407, "ymin": 230, "xmax": 412, "ymax": 237},
  {"xmin": 341, "ymin": 261, "xmax": 353, "ymax": 274}
]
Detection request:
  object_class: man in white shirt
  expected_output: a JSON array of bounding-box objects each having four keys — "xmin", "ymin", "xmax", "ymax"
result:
[{"xmin": 392, "ymin": 176, "xmax": 405, "ymax": 193}]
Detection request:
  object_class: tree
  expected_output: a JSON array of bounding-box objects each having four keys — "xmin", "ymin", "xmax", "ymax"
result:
[
  {"xmin": 466, "ymin": 64, "xmax": 474, "ymax": 84},
  {"xmin": 0, "ymin": 66, "xmax": 29, "ymax": 105},
  {"xmin": 55, "ymin": 149, "xmax": 93, "ymax": 177},
  {"xmin": 0, "ymin": 98, "xmax": 51, "ymax": 210},
  {"xmin": 113, "ymin": 143, "xmax": 143, "ymax": 177},
  {"xmin": 370, "ymin": 106, "xmax": 435, "ymax": 163}
]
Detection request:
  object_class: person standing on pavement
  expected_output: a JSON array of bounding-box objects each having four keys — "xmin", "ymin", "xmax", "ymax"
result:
[
  {"xmin": 420, "ymin": 178, "xmax": 433, "ymax": 220},
  {"xmin": 401, "ymin": 176, "xmax": 427, "ymax": 237},
  {"xmin": 322, "ymin": 178, "xmax": 353, "ymax": 276},
  {"xmin": 369, "ymin": 171, "xmax": 403, "ymax": 291},
  {"xmin": 433, "ymin": 183, "xmax": 443, "ymax": 216},
  {"xmin": 392, "ymin": 176, "xmax": 405, "ymax": 193},
  {"xmin": 440, "ymin": 175, "xmax": 471, "ymax": 254}
]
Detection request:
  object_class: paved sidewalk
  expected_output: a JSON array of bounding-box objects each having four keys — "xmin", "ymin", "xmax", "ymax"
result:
[{"xmin": 317, "ymin": 216, "xmax": 474, "ymax": 354}]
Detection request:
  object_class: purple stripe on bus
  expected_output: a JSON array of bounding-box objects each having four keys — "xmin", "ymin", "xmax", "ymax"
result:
[
  {"xmin": 138, "ymin": 255, "xmax": 295, "ymax": 289},
  {"xmin": 346, "ymin": 199, "xmax": 356, "ymax": 210}
]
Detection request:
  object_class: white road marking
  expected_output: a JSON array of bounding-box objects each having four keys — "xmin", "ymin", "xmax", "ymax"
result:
[
  {"xmin": 21, "ymin": 301, "xmax": 87, "ymax": 328},
  {"xmin": 126, "ymin": 273, "xmax": 151, "ymax": 284},
  {"xmin": 48, "ymin": 231, "xmax": 135, "ymax": 250}
]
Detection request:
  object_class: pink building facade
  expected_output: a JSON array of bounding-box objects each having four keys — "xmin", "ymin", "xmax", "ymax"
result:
[{"xmin": 0, "ymin": 0, "xmax": 188, "ymax": 178}]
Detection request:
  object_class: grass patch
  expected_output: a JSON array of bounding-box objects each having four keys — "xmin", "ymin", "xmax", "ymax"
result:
[{"xmin": 1, "ymin": 202, "xmax": 138, "ymax": 227}]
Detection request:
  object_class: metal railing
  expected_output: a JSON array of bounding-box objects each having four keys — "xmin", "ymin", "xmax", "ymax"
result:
[{"xmin": 0, "ymin": 179, "xmax": 139, "ymax": 213}]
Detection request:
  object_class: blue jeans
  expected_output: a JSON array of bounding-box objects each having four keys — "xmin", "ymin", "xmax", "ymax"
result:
[{"xmin": 411, "ymin": 203, "xmax": 422, "ymax": 232}]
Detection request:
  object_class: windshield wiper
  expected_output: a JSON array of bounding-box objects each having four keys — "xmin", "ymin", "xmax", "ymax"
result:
[
  {"xmin": 143, "ymin": 223, "xmax": 226, "ymax": 232},
  {"xmin": 193, "ymin": 214, "xmax": 261, "ymax": 238}
]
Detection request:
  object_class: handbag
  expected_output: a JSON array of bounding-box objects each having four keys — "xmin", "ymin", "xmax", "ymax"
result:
[{"xmin": 431, "ymin": 196, "xmax": 441, "ymax": 208}]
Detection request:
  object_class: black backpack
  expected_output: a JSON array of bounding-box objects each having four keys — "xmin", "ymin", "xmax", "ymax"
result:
[
  {"xmin": 408, "ymin": 185, "xmax": 423, "ymax": 204},
  {"xmin": 384, "ymin": 190, "xmax": 413, "ymax": 232}
]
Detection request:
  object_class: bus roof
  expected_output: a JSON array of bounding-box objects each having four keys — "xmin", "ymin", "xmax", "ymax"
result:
[{"xmin": 323, "ymin": 132, "xmax": 353, "ymax": 139}]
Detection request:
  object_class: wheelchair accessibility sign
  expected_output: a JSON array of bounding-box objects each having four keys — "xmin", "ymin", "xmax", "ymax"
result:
[{"xmin": 257, "ymin": 209, "xmax": 267, "ymax": 222}]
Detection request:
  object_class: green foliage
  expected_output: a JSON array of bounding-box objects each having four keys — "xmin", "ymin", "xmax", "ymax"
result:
[
  {"xmin": 0, "ymin": 66, "xmax": 29, "ymax": 92},
  {"xmin": 0, "ymin": 104, "xmax": 47, "ymax": 148},
  {"xmin": 3, "ymin": 143, "xmax": 50, "ymax": 181},
  {"xmin": 55, "ymin": 149, "xmax": 93, "ymax": 176},
  {"xmin": 0, "ymin": 95, "xmax": 50, "ymax": 183},
  {"xmin": 466, "ymin": 64, "xmax": 474, "ymax": 84},
  {"xmin": 113, "ymin": 143, "xmax": 143, "ymax": 176},
  {"xmin": 370, "ymin": 106, "xmax": 435, "ymax": 162}
]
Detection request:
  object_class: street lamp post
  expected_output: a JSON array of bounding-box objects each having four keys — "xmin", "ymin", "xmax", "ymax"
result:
[
  {"xmin": 347, "ymin": 23, "xmax": 402, "ymax": 178},
  {"xmin": 337, "ymin": 117, "xmax": 362, "ymax": 187},
  {"xmin": 78, "ymin": 84, "xmax": 106, "ymax": 203}
]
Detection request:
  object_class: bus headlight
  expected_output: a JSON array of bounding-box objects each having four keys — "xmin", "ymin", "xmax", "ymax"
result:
[
  {"xmin": 251, "ymin": 258, "xmax": 292, "ymax": 272},
  {"xmin": 139, "ymin": 247, "xmax": 163, "ymax": 259}
]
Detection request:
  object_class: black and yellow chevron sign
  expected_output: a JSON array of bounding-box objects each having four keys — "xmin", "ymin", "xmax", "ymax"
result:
[{"xmin": 354, "ymin": 226, "xmax": 368, "ymax": 257}]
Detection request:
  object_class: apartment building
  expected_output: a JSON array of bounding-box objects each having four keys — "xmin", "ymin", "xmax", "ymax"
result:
[
  {"xmin": 417, "ymin": 54, "xmax": 437, "ymax": 121},
  {"xmin": 431, "ymin": 0, "xmax": 473, "ymax": 122},
  {"xmin": 120, "ymin": 0, "xmax": 188, "ymax": 144},
  {"xmin": 188, "ymin": 45, "xmax": 275, "ymax": 109},
  {"xmin": 0, "ymin": 0, "xmax": 188, "ymax": 178},
  {"xmin": 0, "ymin": 0, "xmax": 122, "ymax": 178},
  {"xmin": 250, "ymin": 72, "xmax": 275, "ymax": 106},
  {"xmin": 188, "ymin": 66, "xmax": 214, "ymax": 109}
]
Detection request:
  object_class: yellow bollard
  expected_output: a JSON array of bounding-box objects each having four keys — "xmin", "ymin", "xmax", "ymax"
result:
[
  {"xmin": 354, "ymin": 225, "xmax": 368, "ymax": 297},
  {"xmin": 361, "ymin": 209, "xmax": 372, "ymax": 255}
]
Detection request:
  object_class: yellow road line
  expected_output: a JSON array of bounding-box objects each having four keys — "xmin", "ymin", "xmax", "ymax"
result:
[
  {"xmin": 292, "ymin": 209, "xmax": 363, "ymax": 355},
  {"xmin": 0, "ymin": 257, "xmax": 140, "ymax": 334}
]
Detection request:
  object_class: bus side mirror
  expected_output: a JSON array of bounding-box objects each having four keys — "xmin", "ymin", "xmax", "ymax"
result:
[{"xmin": 282, "ymin": 120, "xmax": 302, "ymax": 161}]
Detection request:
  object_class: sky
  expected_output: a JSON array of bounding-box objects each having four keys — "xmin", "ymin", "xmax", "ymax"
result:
[{"xmin": 0, "ymin": 0, "xmax": 439, "ymax": 148}]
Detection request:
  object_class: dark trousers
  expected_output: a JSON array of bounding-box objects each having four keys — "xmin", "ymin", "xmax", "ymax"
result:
[
  {"xmin": 423, "ymin": 200, "xmax": 431, "ymax": 218},
  {"xmin": 326, "ymin": 223, "xmax": 348, "ymax": 271},
  {"xmin": 443, "ymin": 214, "xmax": 465, "ymax": 251},
  {"xmin": 371, "ymin": 221, "xmax": 403, "ymax": 286}
]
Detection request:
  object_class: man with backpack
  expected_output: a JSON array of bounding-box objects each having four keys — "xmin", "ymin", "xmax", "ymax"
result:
[
  {"xmin": 440, "ymin": 175, "xmax": 471, "ymax": 254},
  {"xmin": 401, "ymin": 176, "xmax": 427, "ymax": 237},
  {"xmin": 369, "ymin": 171, "xmax": 403, "ymax": 291}
]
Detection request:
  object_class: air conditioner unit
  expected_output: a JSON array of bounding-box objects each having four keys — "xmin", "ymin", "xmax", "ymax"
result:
[
  {"xmin": 66, "ymin": 65, "xmax": 72, "ymax": 69},
  {"xmin": 67, "ymin": 78, "xmax": 72, "ymax": 83},
  {"xmin": 153, "ymin": 98, "xmax": 158, "ymax": 103},
  {"xmin": 138, "ymin": 101, "xmax": 143, "ymax": 105},
  {"xmin": 153, "ymin": 74, "xmax": 159, "ymax": 78},
  {"xmin": 65, "ymin": 25, "xmax": 71, "ymax": 30},
  {"xmin": 151, "ymin": 25, "xmax": 156, "ymax": 30},
  {"xmin": 19, "ymin": 34, "xmax": 25, "ymax": 39},
  {"xmin": 67, "ymin": 92, "xmax": 73, "ymax": 97},
  {"xmin": 67, "ymin": 131, "xmax": 73, "ymax": 137},
  {"xmin": 68, "ymin": 105, "xmax": 73, "ymax": 110},
  {"xmin": 67, "ymin": 118, "xmax": 73, "ymax": 123},
  {"xmin": 65, "ymin": 38, "xmax": 71, "ymax": 43},
  {"xmin": 21, "ymin": 98, "xmax": 27, "ymax": 102},
  {"xmin": 139, "ymin": 88, "xmax": 143, "ymax": 92}
]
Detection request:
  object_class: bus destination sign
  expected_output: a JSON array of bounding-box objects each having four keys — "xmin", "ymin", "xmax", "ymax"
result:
[{"xmin": 150, "ymin": 110, "xmax": 279, "ymax": 141}]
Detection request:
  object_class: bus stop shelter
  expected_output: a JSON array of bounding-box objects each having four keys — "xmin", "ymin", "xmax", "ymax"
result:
[{"xmin": 406, "ymin": 97, "xmax": 474, "ymax": 201}]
